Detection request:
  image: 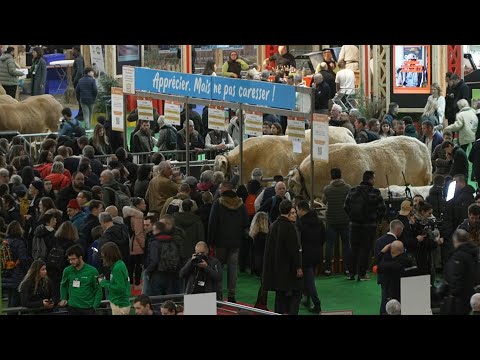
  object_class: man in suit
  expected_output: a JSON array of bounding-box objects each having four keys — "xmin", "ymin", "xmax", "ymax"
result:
[{"xmin": 374, "ymin": 220, "xmax": 404, "ymax": 315}]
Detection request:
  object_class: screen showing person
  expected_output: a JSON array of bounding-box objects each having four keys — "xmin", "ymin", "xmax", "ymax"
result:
[{"xmin": 393, "ymin": 45, "xmax": 431, "ymax": 94}]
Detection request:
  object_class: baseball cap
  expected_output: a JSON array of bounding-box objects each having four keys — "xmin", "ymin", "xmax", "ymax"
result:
[{"xmin": 399, "ymin": 200, "xmax": 412, "ymax": 216}]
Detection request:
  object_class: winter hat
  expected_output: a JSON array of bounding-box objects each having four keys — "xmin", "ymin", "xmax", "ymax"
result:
[
  {"xmin": 30, "ymin": 180, "xmax": 44, "ymax": 192},
  {"xmin": 67, "ymin": 199, "xmax": 80, "ymax": 210}
]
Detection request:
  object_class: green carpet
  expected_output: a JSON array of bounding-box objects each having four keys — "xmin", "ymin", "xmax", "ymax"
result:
[{"xmin": 230, "ymin": 272, "xmax": 381, "ymax": 315}]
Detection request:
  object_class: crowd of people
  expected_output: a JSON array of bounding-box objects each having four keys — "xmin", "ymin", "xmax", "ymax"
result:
[{"xmin": 2, "ymin": 42, "xmax": 480, "ymax": 315}]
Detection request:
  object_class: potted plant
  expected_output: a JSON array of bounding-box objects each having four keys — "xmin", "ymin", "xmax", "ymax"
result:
[{"xmin": 93, "ymin": 74, "xmax": 120, "ymax": 124}]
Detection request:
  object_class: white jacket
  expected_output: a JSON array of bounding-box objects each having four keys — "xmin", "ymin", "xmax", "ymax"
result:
[{"xmin": 445, "ymin": 107, "xmax": 478, "ymax": 145}]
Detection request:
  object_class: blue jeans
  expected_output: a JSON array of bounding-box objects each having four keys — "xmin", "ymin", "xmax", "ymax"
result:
[
  {"xmin": 325, "ymin": 223, "xmax": 351, "ymax": 273},
  {"xmin": 303, "ymin": 266, "xmax": 321, "ymax": 308}
]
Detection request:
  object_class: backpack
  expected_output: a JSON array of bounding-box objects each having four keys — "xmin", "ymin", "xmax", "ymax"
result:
[
  {"xmin": 165, "ymin": 126, "xmax": 177, "ymax": 150},
  {"xmin": 245, "ymin": 194, "xmax": 257, "ymax": 217},
  {"xmin": 105, "ymin": 187, "xmax": 132, "ymax": 210},
  {"xmin": 158, "ymin": 240, "xmax": 180, "ymax": 272},
  {"xmin": 166, "ymin": 198, "xmax": 183, "ymax": 215},
  {"xmin": 46, "ymin": 245, "xmax": 65, "ymax": 270},
  {"xmin": 347, "ymin": 187, "xmax": 370, "ymax": 223},
  {"xmin": 19, "ymin": 196, "xmax": 30, "ymax": 217},
  {"xmin": 66, "ymin": 120, "xmax": 86, "ymax": 138},
  {"xmin": 32, "ymin": 235, "xmax": 48, "ymax": 261},
  {"xmin": 1, "ymin": 240, "xmax": 17, "ymax": 277}
]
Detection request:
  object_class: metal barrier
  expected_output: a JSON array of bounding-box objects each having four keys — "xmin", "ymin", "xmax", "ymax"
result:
[
  {"xmin": 1, "ymin": 293, "xmax": 184, "ymax": 315},
  {"xmin": 2, "ymin": 293, "xmax": 279, "ymax": 315},
  {"xmin": 12, "ymin": 129, "xmax": 93, "ymax": 162}
]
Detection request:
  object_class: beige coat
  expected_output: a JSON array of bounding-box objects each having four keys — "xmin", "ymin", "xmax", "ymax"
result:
[
  {"xmin": 445, "ymin": 107, "xmax": 478, "ymax": 146},
  {"xmin": 122, "ymin": 205, "xmax": 145, "ymax": 255},
  {"xmin": 145, "ymin": 174, "xmax": 180, "ymax": 212}
]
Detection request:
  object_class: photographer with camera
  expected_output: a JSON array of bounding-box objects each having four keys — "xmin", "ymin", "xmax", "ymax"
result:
[
  {"xmin": 179, "ymin": 241, "xmax": 222, "ymax": 300},
  {"xmin": 407, "ymin": 202, "xmax": 443, "ymax": 284}
]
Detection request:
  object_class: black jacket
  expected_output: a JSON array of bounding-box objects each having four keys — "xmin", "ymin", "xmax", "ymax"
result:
[
  {"xmin": 374, "ymin": 233, "xmax": 397, "ymax": 284},
  {"xmin": 174, "ymin": 211, "xmax": 205, "ymax": 259},
  {"xmin": 426, "ymin": 185, "xmax": 446, "ymax": 220},
  {"xmin": 445, "ymin": 185, "xmax": 475, "ymax": 234},
  {"xmin": 320, "ymin": 70, "xmax": 336, "ymax": 99},
  {"xmin": 179, "ymin": 255, "xmax": 222, "ymax": 298},
  {"xmin": 98, "ymin": 224, "xmax": 130, "ymax": 262},
  {"xmin": 296, "ymin": 211, "xmax": 324, "ymax": 267},
  {"xmin": 468, "ymin": 139, "xmax": 480, "ymax": 181},
  {"xmin": 449, "ymin": 146, "xmax": 469, "ymax": 178},
  {"xmin": 314, "ymin": 81, "xmax": 331, "ymax": 112},
  {"xmin": 344, "ymin": 181, "xmax": 386, "ymax": 225},
  {"xmin": 19, "ymin": 278, "xmax": 55, "ymax": 309},
  {"xmin": 263, "ymin": 216, "xmax": 303, "ymax": 292},
  {"xmin": 78, "ymin": 214, "xmax": 100, "ymax": 252},
  {"xmin": 441, "ymin": 242, "xmax": 478, "ymax": 315},
  {"xmin": 376, "ymin": 252, "xmax": 417, "ymax": 302},
  {"xmin": 208, "ymin": 190, "xmax": 249, "ymax": 249},
  {"xmin": 253, "ymin": 232, "xmax": 268, "ymax": 277}
]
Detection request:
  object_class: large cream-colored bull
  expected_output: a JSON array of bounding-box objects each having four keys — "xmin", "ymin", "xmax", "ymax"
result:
[
  {"xmin": 0, "ymin": 95, "xmax": 62, "ymax": 133},
  {"xmin": 287, "ymin": 136, "xmax": 432, "ymax": 199},
  {"xmin": 214, "ymin": 126, "xmax": 355, "ymax": 184},
  {"xmin": 0, "ymin": 95, "xmax": 18, "ymax": 104}
]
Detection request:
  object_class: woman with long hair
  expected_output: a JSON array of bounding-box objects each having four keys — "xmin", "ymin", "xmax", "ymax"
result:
[
  {"xmin": 378, "ymin": 120, "xmax": 394, "ymax": 138},
  {"xmin": 29, "ymin": 47, "xmax": 47, "ymax": 96},
  {"xmin": 421, "ymin": 98, "xmax": 439, "ymax": 126},
  {"xmin": 426, "ymin": 82, "xmax": 445, "ymax": 127},
  {"xmin": 202, "ymin": 60, "xmax": 217, "ymax": 76},
  {"xmin": 2, "ymin": 221, "xmax": 29, "ymax": 307},
  {"xmin": 249, "ymin": 211, "xmax": 270, "ymax": 310},
  {"xmin": 90, "ymin": 123, "xmax": 112, "ymax": 157},
  {"xmin": 18, "ymin": 259, "xmax": 55, "ymax": 310},
  {"xmin": 98, "ymin": 242, "xmax": 131, "ymax": 315},
  {"xmin": 271, "ymin": 122, "xmax": 283, "ymax": 136},
  {"xmin": 34, "ymin": 150, "xmax": 53, "ymax": 179}
]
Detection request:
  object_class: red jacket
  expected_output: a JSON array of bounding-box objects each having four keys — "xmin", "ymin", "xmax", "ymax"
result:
[{"xmin": 44, "ymin": 173, "xmax": 71, "ymax": 191}]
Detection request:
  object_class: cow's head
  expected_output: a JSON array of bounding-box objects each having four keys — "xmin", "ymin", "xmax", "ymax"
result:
[
  {"xmin": 286, "ymin": 165, "xmax": 302, "ymax": 197},
  {"xmin": 214, "ymin": 155, "xmax": 229, "ymax": 177}
]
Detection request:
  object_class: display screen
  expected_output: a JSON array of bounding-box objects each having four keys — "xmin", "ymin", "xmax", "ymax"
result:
[
  {"xmin": 393, "ymin": 45, "xmax": 431, "ymax": 94},
  {"xmin": 117, "ymin": 45, "xmax": 140, "ymax": 62}
]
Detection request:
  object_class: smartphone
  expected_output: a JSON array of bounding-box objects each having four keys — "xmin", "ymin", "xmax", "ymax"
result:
[{"xmin": 446, "ymin": 180, "xmax": 456, "ymax": 201}]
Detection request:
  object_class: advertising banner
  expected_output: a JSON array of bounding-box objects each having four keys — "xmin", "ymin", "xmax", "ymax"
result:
[
  {"xmin": 393, "ymin": 45, "xmax": 431, "ymax": 94},
  {"xmin": 111, "ymin": 87, "xmax": 124, "ymax": 132}
]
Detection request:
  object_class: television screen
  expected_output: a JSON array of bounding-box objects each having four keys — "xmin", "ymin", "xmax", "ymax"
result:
[{"xmin": 393, "ymin": 45, "xmax": 431, "ymax": 94}]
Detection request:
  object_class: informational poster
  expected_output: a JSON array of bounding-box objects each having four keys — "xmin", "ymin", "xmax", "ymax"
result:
[
  {"xmin": 164, "ymin": 101, "xmax": 181, "ymax": 126},
  {"xmin": 89, "ymin": 45, "xmax": 106, "ymax": 78},
  {"xmin": 400, "ymin": 275, "xmax": 431, "ymax": 315},
  {"xmin": 288, "ymin": 116, "xmax": 305, "ymax": 142},
  {"xmin": 208, "ymin": 106, "xmax": 225, "ymax": 131},
  {"xmin": 137, "ymin": 99, "xmax": 153, "ymax": 121},
  {"xmin": 312, "ymin": 113, "xmax": 329, "ymax": 161},
  {"xmin": 183, "ymin": 292, "xmax": 217, "ymax": 315},
  {"xmin": 110, "ymin": 87, "xmax": 124, "ymax": 132},
  {"xmin": 244, "ymin": 111, "xmax": 263, "ymax": 137},
  {"xmin": 393, "ymin": 45, "xmax": 431, "ymax": 94},
  {"xmin": 122, "ymin": 66, "xmax": 135, "ymax": 94},
  {"xmin": 292, "ymin": 139, "xmax": 302, "ymax": 153}
]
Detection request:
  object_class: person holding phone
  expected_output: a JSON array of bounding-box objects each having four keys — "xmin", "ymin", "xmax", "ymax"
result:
[{"xmin": 19, "ymin": 259, "xmax": 56, "ymax": 312}]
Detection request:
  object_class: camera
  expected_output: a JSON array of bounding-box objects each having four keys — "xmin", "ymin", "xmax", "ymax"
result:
[{"xmin": 191, "ymin": 253, "xmax": 207, "ymax": 265}]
